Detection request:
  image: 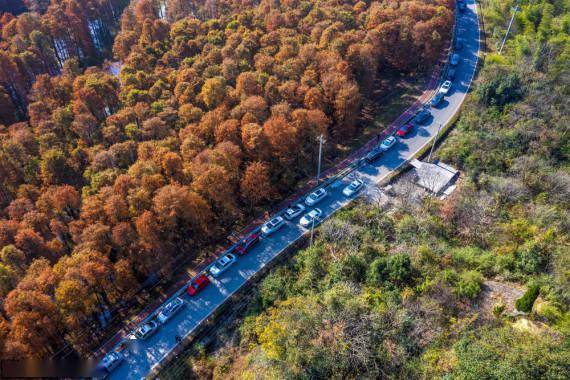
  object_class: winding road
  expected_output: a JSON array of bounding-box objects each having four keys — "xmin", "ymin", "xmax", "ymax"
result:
[{"xmin": 102, "ymin": 1, "xmax": 481, "ymax": 378}]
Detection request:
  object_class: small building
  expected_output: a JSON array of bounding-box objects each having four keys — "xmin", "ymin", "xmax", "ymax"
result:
[{"xmin": 410, "ymin": 159, "xmax": 459, "ymax": 195}]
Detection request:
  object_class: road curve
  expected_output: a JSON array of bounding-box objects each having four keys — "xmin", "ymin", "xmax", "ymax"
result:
[{"xmin": 104, "ymin": 2, "xmax": 480, "ymax": 378}]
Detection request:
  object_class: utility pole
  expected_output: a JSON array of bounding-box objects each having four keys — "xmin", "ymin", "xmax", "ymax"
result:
[
  {"xmin": 316, "ymin": 134, "xmax": 325, "ymax": 184},
  {"xmin": 310, "ymin": 217, "xmax": 316, "ymax": 247},
  {"xmin": 499, "ymin": 3, "xmax": 520, "ymax": 54},
  {"xmin": 428, "ymin": 123, "xmax": 443, "ymax": 163}
]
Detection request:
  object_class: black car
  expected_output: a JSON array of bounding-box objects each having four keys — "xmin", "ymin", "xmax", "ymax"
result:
[
  {"xmin": 458, "ymin": 1, "xmax": 466, "ymax": 12},
  {"xmin": 447, "ymin": 68, "xmax": 456, "ymax": 81},
  {"xmin": 414, "ymin": 108, "xmax": 431, "ymax": 125},
  {"xmin": 365, "ymin": 146, "xmax": 383, "ymax": 163},
  {"xmin": 455, "ymin": 39, "xmax": 463, "ymax": 51}
]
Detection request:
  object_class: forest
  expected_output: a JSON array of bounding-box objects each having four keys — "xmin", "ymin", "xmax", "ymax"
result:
[
  {"xmin": 0, "ymin": 0, "xmax": 453, "ymax": 358},
  {"xmin": 158, "ymin": 0, "xmax": 570, "ymax": 378}
]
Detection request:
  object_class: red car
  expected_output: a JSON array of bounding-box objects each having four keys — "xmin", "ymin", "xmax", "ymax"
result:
[
  {"xmin": 233, "ymin": 232, "xmax": 260, "ymax": 255},
  {"xmin": 187, "ymin": 273, "xmax": 210, "ymax": 296},
  {"xmin": 397, "ymin": 123, "xmax": 413, "ymax": 137}
]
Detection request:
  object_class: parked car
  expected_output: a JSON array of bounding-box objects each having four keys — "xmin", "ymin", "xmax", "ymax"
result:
[
  {"xmin": 380, "ymin": 136, "xmax": 397, "ymax": 151},
  {"xmin": 397, "ymin": 123, "xmax": 414, "ymax": 137},
  {"xmin": 450, "ymin": 53, "xmax": 460, "ymax": 66},
  {"xmin": 209, "ymin": 253, "xmax": 237, "ymax": 278},
  {"xmin": 430, "ymin": 92, "xmax": 445, "ymax": 107},
  {"xmin": 458, "ymin": 1, "xmax": 467, "ymax": 12},
  {"xmin": 455, "ymin": 39, "xmax": 463, "ymax": 51},
  {"xmin": 233, "ymin": 232, "xmax": 260, "ymax": 255},
  {"xmin": 365, "ymin": 146, "xmax": 383, "ymax": 162},
  {"xmin": 439, "ymin": 80, "xmax": 452, "ymax": 95},
  {"xmin": 157, "ymin": 297, "xmax": 184, "ymax": 324},
  {"xmin": 447, "ymin": 68, "xmax": 456, "ymax": 81},
  {"xmin": 414, "ymin": 108, "xmax": 431, "ymax": 125},
  {"xmin": 134, "ymin": 321, "xmax": 159, "ymax": 340},
  {"xmin": 300, "ymin": 208, "xmax": 323, "ymax": 227},
  {"xmin": 261, "ymin": 216, "xmax": 285, "ymax": 235},
  {"xmin": 284, "ymin": 203, "xmax": 305, "ymax": 220},
  {"xmin": 305, "ymin": 188, "xmax": 327, "ymax": 206},
  {"xmin": 342, "ymin": 179, "xmax": 364, "ymax": 197},
  {"xmin": 101, "ymin": 352, "xmax": 124, "ymax": 373},
  {"xmin": 187, "ymin": 273, "xmax": 210, "ymax": 296}
]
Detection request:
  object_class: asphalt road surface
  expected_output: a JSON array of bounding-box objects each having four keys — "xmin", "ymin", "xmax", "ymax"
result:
[{"xmin": 104, "ymin": 2, "xmax": 480, "ymax": 378}]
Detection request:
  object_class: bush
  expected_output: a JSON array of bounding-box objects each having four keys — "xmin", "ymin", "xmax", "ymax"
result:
[
  {"xmin": 367, "ymin": 257, "xmax": 388, "ymax": 286},
  {"xmin": 455, "ymin": 270, "xmax": 484, "ymax": 299},
  {"xmin": 387, "ymin": 254, "xmax": 413, "ymax": 286},
  {"xmin": 516, "ymin": 284, "xmax": 540, "ymax": 312},
  {"xmin": 476, "ymin": 71, "xmax": 522, "ymax": 107}
]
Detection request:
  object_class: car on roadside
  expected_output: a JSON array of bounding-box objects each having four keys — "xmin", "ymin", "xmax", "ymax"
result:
[
  {"xmin": 284, "ymin": 203, "xmax": 305, "ymax": 220},
  {"xmin": 261, "ymin": 216, "xmax": 285, "ymax": 235},
  {"xmin": 233, "ymin": 232, "xmax": 260, "ymax": 255},
  {"xmin": 446, "ymin": 68, "xmax": 456, "ymax": 81},
  {"xmin": 414, "ymin": 108, "xmax": 431, "ymax": 125},
  {"xmin": 300, "ymin": 208, "xmax": 323, "ymax": 227},
  {"xmin": 455, "ymin": 39, "xmax": 463, "ymax": 51},
  {"xmin": 365, "ymin": 146, "xmax": 383, "ymax": 162},
  {"xmin": 209, "ymin": 253, "xmax": 237, "ymax": 278},
  {"xmin": 342, "ymin": 179, "xmax": 364, "ymax": 197},
  {"xmin": 305, "ymin": 188, "xmax": 327, "ymax": 206},
  {"xmin": 134, "ymin": 321, "xmax": 159, "ymax": 340},
  {"xmin": 439, "ymin": 80, "xmax": 452, "ymax": 95},
  {"xmin": 157, "ymin": 297, "xmax": 184, "ymax": 324},
  {"xmin": 380, "ymin": 136, "xmax": 397, "ymax": 151},
  {"xmin": 450, "ymin": 53, "xmax": 460, "ymax": 66},
  {"xmin": 187, "ymin": 273, "xmax": 210, "ymax": 296},
  {"xmin": 397, "ymin": 123, "xmax": 414, "ymax": 137},
  {"xmin": 101, "ymin": 351, "xmax": 124, "ymax": 373},
  {"xmin": 430, "ymin": 92, "xmax": 445, "ymax": 107},
  {"xmin": 458, "ymin": 1, "xmax": 467, "ymax": 12}
]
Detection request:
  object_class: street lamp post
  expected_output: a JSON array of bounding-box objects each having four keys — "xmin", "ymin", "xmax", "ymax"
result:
[{"xmin": 316, "ymin": 134, "xmax": 325, "ymax": 184}]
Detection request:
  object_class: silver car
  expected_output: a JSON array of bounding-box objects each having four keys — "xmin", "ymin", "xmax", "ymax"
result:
[
  {"xmin": 305, "ymin": 188, "xmax": 327, "ymax": 206},
  {"xmin": 209, "ymin": 253, "xmax": 237, "ymax": 277},
  {"xmin": 101, "ymin": 351, "xmax": 124, "ymax": 372},
  {"xmin": 300, "ymin": 208, "xmax": 323, "ymax": 227},
  {"xmin": 342, "ymin": 179, "xmax": 364, "ymax": 197},
  {"xmin": 261, "ymin": 216, "xmax": 285, "ymax": 235},
  {"xmin": 380, "ymin": 136, "xmax": 397, "ymax": 151},
  {"xmin": 284, "ymin": 203, "xmax": 306, "ymax": 220},
  {"xmin": 157, "ymin": 297, "xmax": 184, "ymax": 324},
  {"xmin": 134, "ymin": 321, "xmax": 158, "ymax": 340}
]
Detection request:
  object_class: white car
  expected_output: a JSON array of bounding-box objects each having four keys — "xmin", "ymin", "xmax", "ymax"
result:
[
  {"xmin": 284, "ymin": 203, "xmax": 305, "ymax": 220},
  {"xmin": 134, "ymin": 321, "xmax": 158, "ymax": 340},
  {"xmin": 380, "ymin": 136, "xmax": 397, "ymax": 151},
  {"xmin": 101, "ymin": 351, "xmax": 124, "ymax": 372},
  {"xmin": 209, "ymin": 253, "xmax": 237, "ymax": 277},
  {"xmin": 342, "ymin": 179, "xmax": 364, "ymax": 197},
  {"xmin": 261, "ymin": 216, "xmax": 285, "ymax": 235},
  {"xmin": 300, "ymin": 208, "xmax": 323, "ymax": 227},
  {"xmin": 450, "ymin": 53, "xmax": 460, "ymax": 66},
  {"xmin": 157, "ymin": 297, "xmax": 184, "ymax": 324},
  {"xmin": 305, "ymin": 188, "xmax": 327, "ymax": 206},
  {"xmin": 439, "ymin": 80, "xmax": 452, "ymax": 95}
]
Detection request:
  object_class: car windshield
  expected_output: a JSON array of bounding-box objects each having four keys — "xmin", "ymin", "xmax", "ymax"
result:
[
  {"xmin": 350, "ymin": 181, "xmax": 360, "ymax": 189},
  {"xmin": 270, "ymin": 218, "xmax": 280, "ymax": 226}
]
